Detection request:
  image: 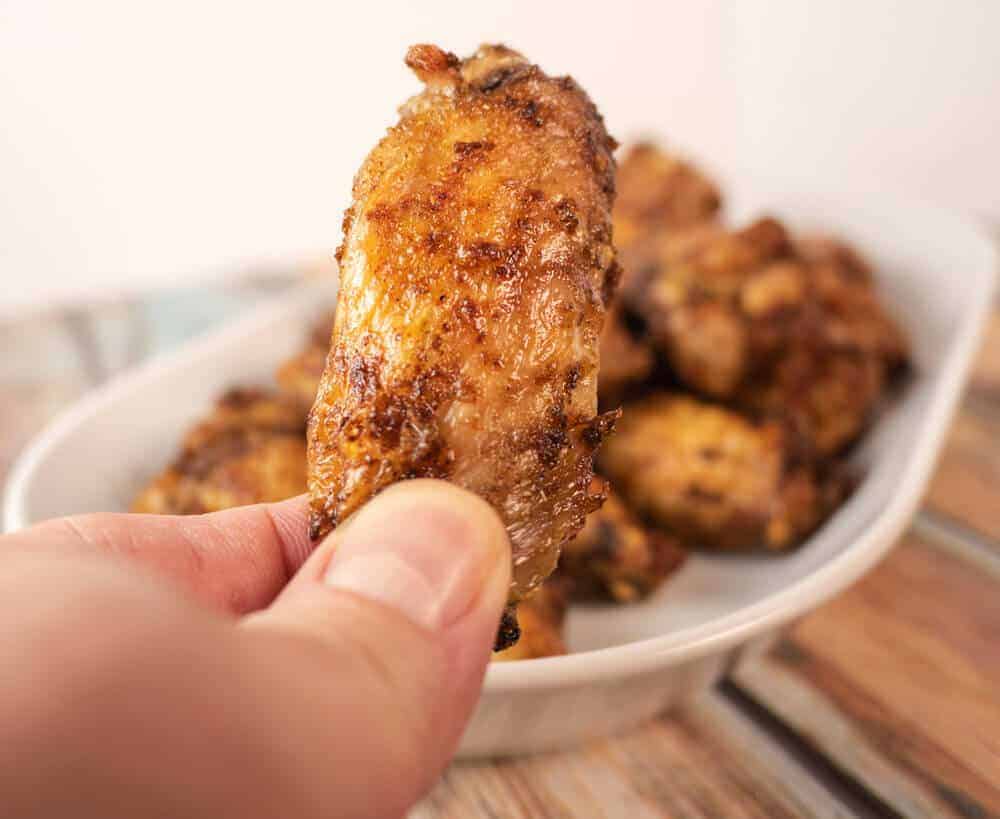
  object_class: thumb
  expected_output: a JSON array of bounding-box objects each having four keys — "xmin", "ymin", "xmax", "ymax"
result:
[{"xmin": 241, "ymin": 480, "xmax": 510, "ymax": 818}]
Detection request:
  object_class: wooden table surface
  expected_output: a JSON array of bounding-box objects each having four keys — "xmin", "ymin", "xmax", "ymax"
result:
[{"xmin": 2, "ymin": 294, "xmax": 998, "ymax": 819}]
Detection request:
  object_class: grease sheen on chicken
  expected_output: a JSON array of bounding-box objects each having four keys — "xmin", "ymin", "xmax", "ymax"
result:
[{"xmin": 307, "ymin": 44, "xmax": 619, "ymax": 630}]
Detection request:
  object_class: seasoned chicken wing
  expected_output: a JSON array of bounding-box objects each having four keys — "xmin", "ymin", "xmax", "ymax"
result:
[
  {"xmin": 132, "ymin": 388, "xmax": 308, "ymax": 514},
  {"xmin": 307, "ymin": 44, "xmax": 619, "ymax": 644},
  {"xmin": 736, "ymin": 345, "xmax": 886, "ymax": 459},
  {"xmin": 559, "ymin": 481, "xmax": 687, "ymax": 602},
  {"xmin": 737, "ymin": 235, "xmax": 908, "ymax": 457},
  {"xmin": 623, "ymin": 217, "xmax": 811, "ymax": 399},
  {"xmin": 797, "ymin": 235, "xmax": 908, "ymax": 368},
  {"xmin": 599, "ymin": 394, "xmax": 845, "ymax": 551},
  {"xmin": 614, "ymin": 184, "xmax": 909, "ymax": 457}
]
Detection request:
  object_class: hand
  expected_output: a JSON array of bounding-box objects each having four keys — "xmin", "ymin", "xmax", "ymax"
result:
[{"xmin": 0, "ymin": 480, "xmax": 510, "ymax": 819}]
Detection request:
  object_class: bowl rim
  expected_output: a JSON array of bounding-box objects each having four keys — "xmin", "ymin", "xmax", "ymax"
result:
[{"xmin": 3, "ymin": 203, "xmax": 996, "ymax": 694}]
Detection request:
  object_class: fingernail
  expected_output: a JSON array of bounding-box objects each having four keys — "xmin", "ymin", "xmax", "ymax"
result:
[{"xmin": 322, "ymin": 481, "xmax": 508, "ymax": 631}]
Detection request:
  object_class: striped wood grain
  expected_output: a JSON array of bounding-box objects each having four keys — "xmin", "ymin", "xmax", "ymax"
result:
[{"xmin": 732, "ymin": 532, "xmax": 1000, "ymax": 819}]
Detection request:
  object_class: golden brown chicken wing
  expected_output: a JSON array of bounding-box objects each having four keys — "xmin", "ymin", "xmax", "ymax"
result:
[
  {"xmin": 736, "ymin": 346, "xmax": 886, "ymax": 460},
  {"xmin": 622, "ymin": 217, "xmax": 811, "ymax": 399},
  {"xmin": 599, "ymin": 394, "xmax": 844, "ymax": 551},
  {"xmin": 798, "ymin": 235, "xmax": 908, "ymax": 368},
  {"xmin": 306, "ymin": 44, "xmax": 619, "ymax": 644},
  {"xmin": 737, "ymin": 236, "xmax": 909, "ymax": 457},
  {"xmin": 559, "ymin": 482, "xmax": 687, "ymax": 602},
  {"xmin": 617, "ymin": 210, "xmax": 908, "ymax": 457},
  {"xmin": 132, "ymin": 388, "xmax": 308, "ymax": 514}
]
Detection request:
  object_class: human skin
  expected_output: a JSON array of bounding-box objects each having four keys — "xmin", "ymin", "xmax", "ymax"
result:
[{"xmin": 0, "ymin": 480, "xmax": 509, "ymax": 819}]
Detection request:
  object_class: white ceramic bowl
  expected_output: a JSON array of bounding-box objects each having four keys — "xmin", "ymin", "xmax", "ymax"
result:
[{"xmin": 4, "ymin": 191, "xmax": 996, "ymax": 757}]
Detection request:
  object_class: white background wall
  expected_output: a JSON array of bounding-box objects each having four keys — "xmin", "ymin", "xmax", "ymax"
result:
[{"xmin": 2, "ymin": 1, "xmax": 998, "ymax": 313}]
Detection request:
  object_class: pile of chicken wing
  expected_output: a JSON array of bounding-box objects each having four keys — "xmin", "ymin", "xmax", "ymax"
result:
[{"xmin": 132, "ymin": 46, "xmax": 906, "ymax": 660}]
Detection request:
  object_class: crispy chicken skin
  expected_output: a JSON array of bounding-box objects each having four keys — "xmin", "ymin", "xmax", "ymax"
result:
[
  {"xmin": 560, "ymin": 482, "xmax": 686, "ymax": 602},
  {"xmin": 132, "ymin": 388, "xmax": 308, "ymax": 515},
  {"xmin": 307, "ymin": 44, "xmax": 619, "ymax": 624},
  {"xmin": 599, "ymin": 394, "xmax": 843, "ymax": 551}
]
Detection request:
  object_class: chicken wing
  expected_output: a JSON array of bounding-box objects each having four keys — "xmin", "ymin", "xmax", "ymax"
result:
[
  {"xmin": 132, "ymin": 388, "xmax": 308, "ymax": 514},
  {"xmin": 559, "ymin": 481, "xmax": 686, "ymax": 602},
  {"xmin": 616, "ymin": 191, "xmax": 908, "ymax": 456},
  {"xmin": 622, "ymin": 217, "xmax": 811, "ymax": 399},
  {"xmin": 307, "ymin": 44, "xmax": 619, "ymax": 646},
  {"xmin": 737, "ymin": 235, "xmax": 909, "ymax": 457},
  {"xmin": 797, "ymin": 235, "xmax": 908, "ymax": 368},
  {"xmin": 599, "ymin": 394, "xmax": 845, "ymax": 551}
]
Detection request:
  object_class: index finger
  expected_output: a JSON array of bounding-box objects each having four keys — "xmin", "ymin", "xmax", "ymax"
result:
[{"xmin": 2, "ymin": 495, "xmax": 314, "ymax": 615}]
